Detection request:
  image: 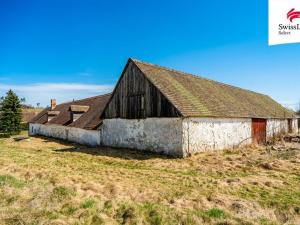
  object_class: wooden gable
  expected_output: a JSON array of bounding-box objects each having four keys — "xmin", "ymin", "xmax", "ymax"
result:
[{"xmin": 102, "ymin": 60, "xmax": 181, "ymax": 119}]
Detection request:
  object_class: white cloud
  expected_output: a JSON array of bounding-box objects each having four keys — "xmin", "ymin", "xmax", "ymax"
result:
[{"xmin": 0, "ymin": 83, "xmax": 113, "ymax": 107}]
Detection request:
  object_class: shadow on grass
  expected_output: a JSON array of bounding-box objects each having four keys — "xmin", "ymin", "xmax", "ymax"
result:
[{"xmin": 34, "ymin": 135, "xmax": 175, "ymax": 160}]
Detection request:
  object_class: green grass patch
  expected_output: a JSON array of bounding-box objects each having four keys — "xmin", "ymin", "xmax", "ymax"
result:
[
  {"xmin": 89, "ymin": 215, "xmax": 105, "ymax": 225},
  {"xmin": 293, "ymin": 175, "xmax": 300, "ymax": 181},
  {"xmin": 0, "ymin": 175, "xmax": 25, "ymax": 188},
  {"xmin": 259, "ymin": 217, "xmax": 278, "ymax": 225},
  {"xmin": 115, "ymin": 202, "xmax": 178, "ymax": 225},
  {"xmin": 61, "ymin": 203, "xmax": 77, "ymax": 215},
  {"xmin": 51, "ymin": 186, "xmax": 74, "ymax": 200},
  {"xmin": 236, "ymin": 185, "xmax": 300, "ymax": 210},
  {"xmin": 116, "ymin": 204, "xmax": 138, "ymax": 225},
  {"xmin": 80, "ymin": 198, "xmax": 96, "ymax": 209},
  {"xmin": 204, "ymin": 208, "xmax": 226, "ymax": 218},
  {"xmin": 190, "ymin": 207, "xmax": 227, "ymax": 223},
  {"xmin": 141, "ymin": 202, "xmax": 164, "ymax": 225}
]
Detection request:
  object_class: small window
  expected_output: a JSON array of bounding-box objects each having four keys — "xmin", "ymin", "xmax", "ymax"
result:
[
  {"xmin": 72, "ymin": 112, "xmax": 83, "ymax": 122},
  {"xmin": 48, "ymin": 116, "xmax": 55, "ymax": 122},
  {"xmin": 70, "ymin": 105, "xmax": 89, "ymax": 122},
  {"xmin": 47, "ymin": 111, "xmax": 60, "ymax": 121}
]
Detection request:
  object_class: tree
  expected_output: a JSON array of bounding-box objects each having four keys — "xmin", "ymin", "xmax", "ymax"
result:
[
  {"xmin": 0, "ymin": 90, "xmax": 22, "ymax": 135},
  {"xmin": 20, "ymin": 97, "xmax": 26, "ymax": 104},
  {"xmin": 0, "ymin": 96, "xmax": 3, "ymax": 109}
]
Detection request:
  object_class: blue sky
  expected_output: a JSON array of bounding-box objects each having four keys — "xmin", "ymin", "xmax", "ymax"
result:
[{"xmin": 0, "ymin": 0, "xmax": 299, "ymax": 109}]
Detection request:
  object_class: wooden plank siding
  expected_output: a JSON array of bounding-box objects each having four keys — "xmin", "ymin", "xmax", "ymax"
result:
[{"xmin": 103, "ymin": 61, "xmax": 181, "ymax": 119}]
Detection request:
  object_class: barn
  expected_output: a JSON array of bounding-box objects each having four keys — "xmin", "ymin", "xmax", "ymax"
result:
[
  {"xmin": 29, "ymin": 94, "xmax": 111, "ymax": 146},
  {"xmin": 99, "ymin": 58, "xmax": 298, "ymax": 157},
  {"xmin": 29, "ymin": 58, "xmax": 298, "ymax": 157}
]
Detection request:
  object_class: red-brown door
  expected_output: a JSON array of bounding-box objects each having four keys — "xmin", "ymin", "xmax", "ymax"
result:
[{"xmin": 252, "ymin": 118, "xmax": 267, "ymax": 144}]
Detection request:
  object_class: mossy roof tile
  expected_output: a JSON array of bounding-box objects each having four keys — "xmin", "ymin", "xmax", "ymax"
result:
[{"xmin": 132, "ymin": 59, "xmax": 295, "ymax": 119}]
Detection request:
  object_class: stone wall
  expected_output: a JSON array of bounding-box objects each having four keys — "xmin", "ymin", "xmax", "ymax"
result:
[
  {"xmin": 182, "ymin": 118, "xmax": 252, "ymax": 156},
  {"xmin": 29, "ymin": 123, "xmax": 100, "ymax": 147},
  {"xmin": 101, "ymin": 118, "xmax": 183, "ymax": 156}
]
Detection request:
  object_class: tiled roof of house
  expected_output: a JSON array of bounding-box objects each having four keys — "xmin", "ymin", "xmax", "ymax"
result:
[
  {"xmin": 30, "ymin": 93, "xmax": 111, "ymax": 130},
  {"xmin": 132, "ymin": 59, "xmax": 295, "ymax": 119}
]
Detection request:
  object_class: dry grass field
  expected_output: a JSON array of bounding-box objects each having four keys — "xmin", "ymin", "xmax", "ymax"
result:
[{"xmin": 1, "ymin": 133, "xmax": 300, "ymax": 225}]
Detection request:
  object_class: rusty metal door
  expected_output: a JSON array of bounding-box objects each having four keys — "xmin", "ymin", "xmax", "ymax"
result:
[
  {"xmin": 288, "ymin": 119, "xmax": 293, "ymax": 133},
  {"xmin": 252, "ymin": 119, "xmax": 267, "ymax": 144}
]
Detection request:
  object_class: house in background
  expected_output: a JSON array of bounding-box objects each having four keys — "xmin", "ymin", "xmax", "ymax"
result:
[
  {"xmin": 100, "ymin": 58, "xmax": 298, "ymax": 157},
  {"xmin": 29, "ymin": 94, "xmax": 111, "ymax": 146},
  {"xmin": 29, "ymin": 58, "xmax": 298, "ymax": 157}
]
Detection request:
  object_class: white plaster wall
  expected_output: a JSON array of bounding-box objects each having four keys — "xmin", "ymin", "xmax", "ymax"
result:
[
  {"xmin": 292, "ymin": 119, "xmax": 299, "ymax": 134},
  {"xmin": 29, "ymin": 123, "xmax": 67, "ymax": 139},
  {"xmin": 266, "ymin": 119, "xmax": 288, "ymax": 138},
  {"xmin": 182, "ymin": 118, "xmax": 252, "ymax": 156},
  {"xmin": 29, "ymin": 123, "xmax": 100, "ymax": 147},
  {"xmin": 101, "ymin": 118, "xmax": 183, "ymax": 156},
  {"xmin": 68, "ymin": 127, "xmax": 100, "ymax": 146},
  {"xmin": 266, "ymin": 119, "xmax": 299, "ymax": 137}
]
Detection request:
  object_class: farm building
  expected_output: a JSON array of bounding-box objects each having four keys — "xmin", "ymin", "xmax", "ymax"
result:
[
  {"xmin": 29, "ymin": 94, "xmax": 111, "ymax": 146},
  {"xmin": 29, "ymin": 58, "xmax": 299, "ymax": 157},
  {"xmin": 100, "ymin": 59, "xmax": 298, "ymax": 157}
]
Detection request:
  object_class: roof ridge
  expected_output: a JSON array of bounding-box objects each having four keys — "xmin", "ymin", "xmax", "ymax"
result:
[
  {"xmin": 55, "ymin": 93, "xmax": 112, "ymax": 107},
  {"xmin": 131, "ymin": 58, "xmax": 267, "ymax": 97},
  {"xmin": 72, "ymin": 93, "xmax": 112, "ymax": 103}
]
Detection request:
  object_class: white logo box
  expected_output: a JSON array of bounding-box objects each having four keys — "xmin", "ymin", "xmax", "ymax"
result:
[{"xmin": 269, "ymin": 0, "xmax": 300, "ymax": 45}]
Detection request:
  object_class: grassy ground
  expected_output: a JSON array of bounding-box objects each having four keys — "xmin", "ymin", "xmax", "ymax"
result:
[{"xmin": 0, "ymin": 133, "xmax": 300, "ymax": 225}]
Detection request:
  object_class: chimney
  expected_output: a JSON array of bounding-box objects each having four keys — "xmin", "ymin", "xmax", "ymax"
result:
[{"xmin": 50, "ymin": 99, "xmax": 57, "ymax": 110}]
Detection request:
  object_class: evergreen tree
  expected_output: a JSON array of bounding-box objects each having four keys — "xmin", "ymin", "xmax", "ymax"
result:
[{"xmin": 0, "ymin": 90, "xmax": 22, "ymax": 135}]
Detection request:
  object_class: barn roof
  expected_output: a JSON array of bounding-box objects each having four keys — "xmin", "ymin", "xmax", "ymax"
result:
[
  {"xmin": 30, "ymin": 93, "xmax": 111, "ymax": 130},
  {"xmin": 131, "ymin": 59, "xmax": 295, "ymax": 119}
]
